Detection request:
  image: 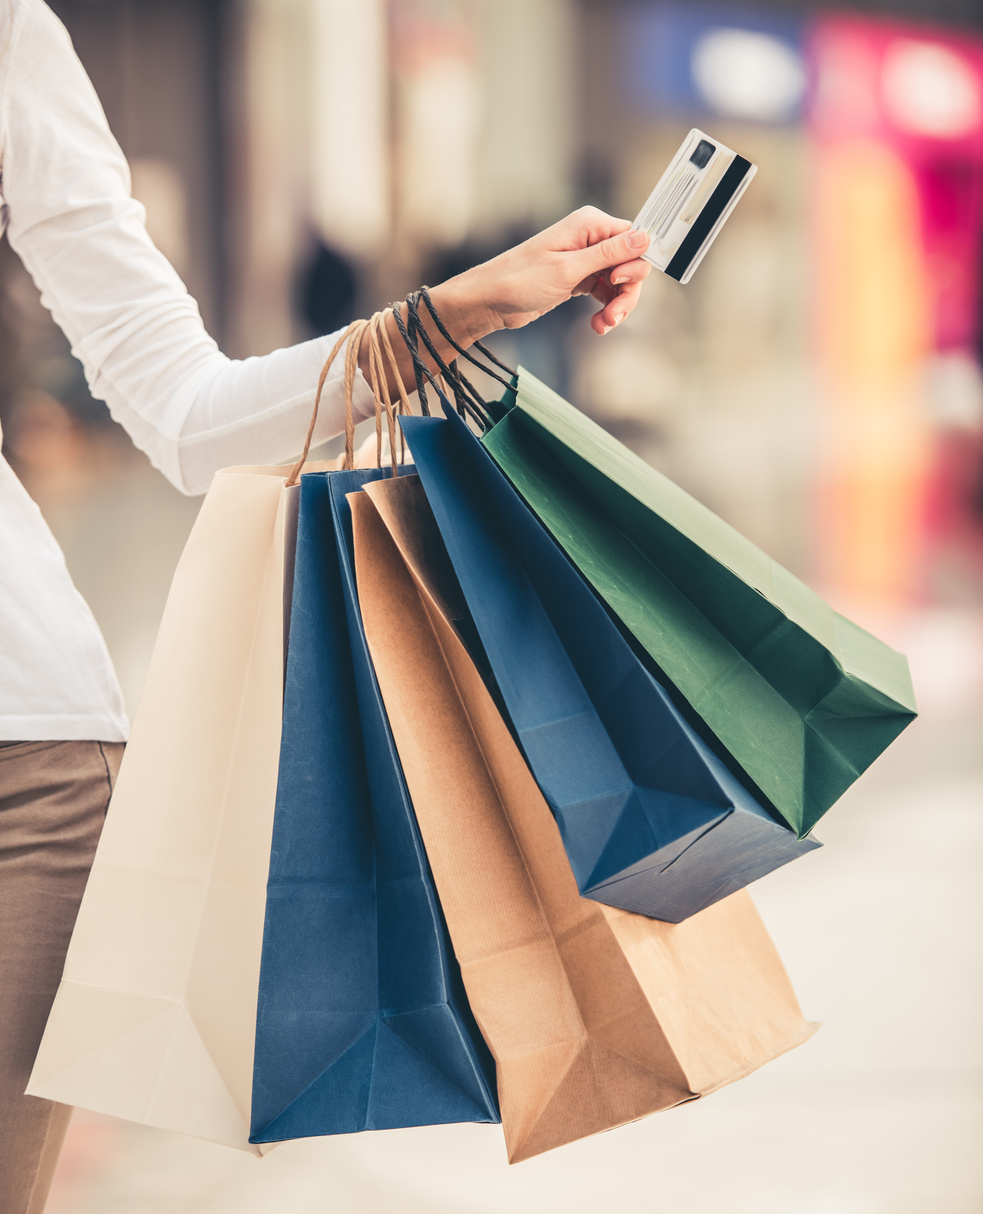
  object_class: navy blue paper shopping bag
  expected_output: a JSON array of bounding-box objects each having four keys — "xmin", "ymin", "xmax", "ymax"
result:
[
  {"xmin": 249, "ymin": 467, "xmax": 498, "ymax": 1144},
  {"xmin": 401, "ymin": 409, "xmax": 820, "ymax": 923}
]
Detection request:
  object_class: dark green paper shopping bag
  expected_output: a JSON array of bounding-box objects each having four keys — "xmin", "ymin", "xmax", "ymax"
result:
[{"xmin": 478, "ymin": 367, "xmax": 916, "ymax": 839}]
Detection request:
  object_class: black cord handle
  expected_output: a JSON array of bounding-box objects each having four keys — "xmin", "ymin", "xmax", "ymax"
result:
[
  {"xmin": 418, "ymin": 286, "xmax": 514, "ymax": 388},
  {"xmin": 389, "ymin": 298, "xmax": 433, "ymax": 417},
  {"xmin": 403, "ymin": 292, "xmax": 490, "ymax": 428},
  {"xmin": 389, "ymin": 286, "xmax": 521, "ymax": 431},
  {"xmin": 390, "ymin": 291, "xmax": 486, "ymax": 429}
]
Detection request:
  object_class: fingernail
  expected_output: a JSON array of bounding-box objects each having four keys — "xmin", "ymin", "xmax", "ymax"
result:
[
  {"xmin": 613, "ymin": 312, "xmax": 624, "ymax": 326},
  {"xmin": 612, "ymin": 275, "xmax": 628, "ymax": 286},
  {"xmin": 598, "ymin": 322, "xmax": 610, "ymax": 336},
  {"xmin": 627, "ymin": 229, "xmax": 647, "ymax": 249}
]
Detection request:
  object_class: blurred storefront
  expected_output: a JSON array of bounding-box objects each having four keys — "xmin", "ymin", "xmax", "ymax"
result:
[
  {"xmin": 0, "ymin": 0, "xmax": 579, "ymax": 435},
  {"xmin": 573, "ymin": 3, "xmax": 812, "ymax": 575},
  {"xmin": 4, "ymin": 0, "xmax": 983, "ymax": 655},
  {"xmin": 575, "ymin": 2, "xmax": 983, "ymax": 613},
  {"xmin": 810, "ymin": 15, "xmax": 983, "ymax": 612}
]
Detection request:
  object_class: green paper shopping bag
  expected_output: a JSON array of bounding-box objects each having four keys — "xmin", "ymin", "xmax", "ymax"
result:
[{"xmin": 478, "ymin": 366, "xmax": 916, "ymax": 838}]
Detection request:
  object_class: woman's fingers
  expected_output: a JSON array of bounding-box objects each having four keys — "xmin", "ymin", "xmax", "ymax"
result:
[
  {"xmin": 577, "ymin": 259, "xmax": 649, "ymax": 302},
  {"xmin": 591, "ymin": 279, "xmax": 644, "ymax": 335},
  {"xmin": 568, "ymin": 225, "xmax": 650, "ymax": 284},
  {"xmin": 547, "ymin": 205, "xmax": 632, "ymax": 251},
  {"xmin": 572, "ymin": 271, "xmax": 602, "ymax": 299},
  {"xmin": 576, "ymin": 272, "xmax": 614, "ymax": 303},
  {"xmin": 558, "ymin": 209, "xmax": 651, "ymax": 333},
  {"xmin": 578, "ymin": 249, "xmax": 650, "ymax": 333},
  {"xmin": 607, "ymin": 257, "xmax": 652, "ymax": 287}
]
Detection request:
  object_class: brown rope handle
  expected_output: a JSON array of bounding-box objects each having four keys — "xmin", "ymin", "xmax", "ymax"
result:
[
  {"xmin": 285, "ymin": 308, "xmax": 417, "ymax": 488},
  {"xmin": 365, "ymin": 313, "xmax": 399, "ymax": 477},
  {"xmin": 378, "ymin": 310, "xmax": 413, "ymax": 415},
  {"xmin": 377, "ymin": 308, "xmax": 414, "ymax": 465},
  {"xmin": 286, "ymin": 319, "xmax": 365, "ymax": 487},
  {"xmin": 341, "ymin": 317, "xmax": 370, "ymax": 471}
]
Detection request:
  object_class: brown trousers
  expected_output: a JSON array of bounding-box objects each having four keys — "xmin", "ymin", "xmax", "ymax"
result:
[{"xmin": 0, "ymin": 740, "xmax": 123, "ymax": 1214}]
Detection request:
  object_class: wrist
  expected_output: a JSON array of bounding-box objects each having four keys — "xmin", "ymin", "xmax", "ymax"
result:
[{"xmin": 428, "ymin": 272, "xmax": 500, "ymax": 350}]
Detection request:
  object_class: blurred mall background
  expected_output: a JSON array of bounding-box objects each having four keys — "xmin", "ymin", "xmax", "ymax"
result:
[{"xmin": 2, "ymin": 0, "xmax": 983, "ymax": 1210}]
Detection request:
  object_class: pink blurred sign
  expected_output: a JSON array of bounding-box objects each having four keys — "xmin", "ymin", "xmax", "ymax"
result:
[{"xmin": 809, "ymin": 15, "xmax": 983, "ymax": 351}]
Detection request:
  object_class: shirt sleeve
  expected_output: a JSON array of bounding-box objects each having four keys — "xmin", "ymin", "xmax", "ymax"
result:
[{"xmin": 0, "ymin": 0, "xmax": 376, "ymax": 495}]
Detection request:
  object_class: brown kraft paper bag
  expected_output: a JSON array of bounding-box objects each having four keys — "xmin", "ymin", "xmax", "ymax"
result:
[{"xmin": 350, "ymin": 474, "xmax": 816, "ymax": 1164}]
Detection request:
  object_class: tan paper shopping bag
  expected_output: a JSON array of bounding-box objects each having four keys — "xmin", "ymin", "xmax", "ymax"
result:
[
  {"xmin": 26, "ymin": 461, "xmax": 319, "ymax": 1153},
  {"xmin": 352, "ymin": 474, "xmax": 815, "ymax": 1163}
]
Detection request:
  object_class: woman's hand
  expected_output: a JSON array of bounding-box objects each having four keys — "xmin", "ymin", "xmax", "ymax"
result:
[
  {"xmin": 434, "ymin": 207, "xmax": 652, "ymax": 342},
  {"xmin": 363, "ymin": 207, "xmax": 651, "ymax": 397}
]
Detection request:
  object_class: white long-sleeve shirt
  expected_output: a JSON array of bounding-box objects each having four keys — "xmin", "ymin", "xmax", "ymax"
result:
[{"xmin": 0, "ymin": 0, "xmax": 374, "ymax": 741}]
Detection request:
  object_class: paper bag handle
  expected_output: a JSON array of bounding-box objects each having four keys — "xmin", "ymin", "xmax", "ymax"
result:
[
  {"xmin": 287, "ymin": 309, "xmax": 420, "ymax": 488},
  {"xmin": 286, "ymin": 319, "xmax": 364, "ymax": 487},
  {"xmin": 365, "ymin": 310, "xmax": 417, "ymax": 477}
]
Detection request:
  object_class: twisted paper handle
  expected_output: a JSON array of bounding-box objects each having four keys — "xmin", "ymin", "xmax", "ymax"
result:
[
  {"xmin": 288, "ymin": 289, "xmax": 527, "ymax": 484},
  {"xmin": 286, "ymin": 319, "xmax": 364, "ymax": 487}
]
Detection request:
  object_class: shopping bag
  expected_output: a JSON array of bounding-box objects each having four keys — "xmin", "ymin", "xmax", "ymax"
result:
[
  {"xmin": 400, "ymin": 409, "xmax": 819, "ymax": 922},
  {"xmin": 27, "ymin": 460, "xmax": 311, "ymax": 1153},
  {"xmin": 27, "ymin": 320, "xmax": 372, "ymax": 1152},
  {"xmin": 476, "ymin": 368, "xmax": 916, "ymax": 838},
  {"xmin": 351, "ymin": 475, "xmax": 815, "ymax": 1163},
  {"xmin": 249, "ymin": 464, "xmax": 498, "ymax": 1143}
]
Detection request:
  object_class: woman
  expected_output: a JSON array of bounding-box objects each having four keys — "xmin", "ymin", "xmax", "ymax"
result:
[{"xmin": 0, "ymin": 0, "xmax": 651, "ymax": 1209}]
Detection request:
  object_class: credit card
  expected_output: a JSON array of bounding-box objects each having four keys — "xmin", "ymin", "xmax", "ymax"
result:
[{"xmin": 631, "ymin": 129, "xmax": 756, "ymax": 284}]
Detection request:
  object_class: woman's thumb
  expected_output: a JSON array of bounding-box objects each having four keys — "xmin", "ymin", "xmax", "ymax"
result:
[{"xmin": 574, "ymin": 227, "xmax": 649, "ymax": 278}]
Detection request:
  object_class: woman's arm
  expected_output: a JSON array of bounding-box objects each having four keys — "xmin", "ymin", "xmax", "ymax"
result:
[
  {"xmin": 0, "ymin": 0, "xmax": 649, "ymax": 495},
  {"xmin": 0, "ymin": 0, "xmax": 378, "ymax": 494}
]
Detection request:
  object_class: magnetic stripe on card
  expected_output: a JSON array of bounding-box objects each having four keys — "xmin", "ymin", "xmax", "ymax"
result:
[{"xmin": 664, "ymin": 156, "xmax": 753, "ymax": 283}]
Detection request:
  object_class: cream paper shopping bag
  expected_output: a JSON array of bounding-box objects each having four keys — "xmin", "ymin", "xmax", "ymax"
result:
[
  {"xmin": 352, "ymin": 474, "xmax": 816, "ymax": 1164},
  {"xmin": 27, "ymin": 317, "xmax": 394, "ymax": 1152},
  {"xmin": 26, "ymin": 462, "xmax": 324, "ymax": 1153}
]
